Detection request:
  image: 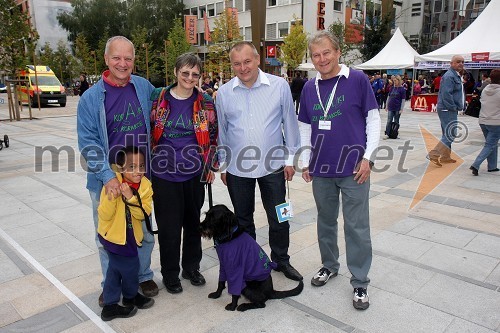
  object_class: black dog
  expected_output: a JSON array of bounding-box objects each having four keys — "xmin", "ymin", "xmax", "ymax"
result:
[{"xmin": 200, "ymin": 204, "xmax": 304, "ymax": 311}]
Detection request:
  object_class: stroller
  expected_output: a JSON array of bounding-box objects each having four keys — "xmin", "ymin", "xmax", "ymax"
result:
[{"xmin": 0, "ymin": 134, "xmax": 9, "ymax": 150}]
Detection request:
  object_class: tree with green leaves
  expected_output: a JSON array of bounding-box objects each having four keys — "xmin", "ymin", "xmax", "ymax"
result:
[
  {"xmin": 127, "ymin": 0, "xmax": 185, "ymax": 50},
  {"xmin": 0, "ymin": 0, "xmax": 37, "ymax": 75},
  {"xmin": 74, "ymin": 34, "xmax": 93, "ymax": 75},
  {"xmin": 329, "ymin": 19, "xmax": 362, "ymax": 66},
  {"xmin": 165, "ymin": 17, "xmax": 193, "ymax": 84},
  {"xmin": 205, "ymin": 8, "xmax": 242, "ymax": 80},
  {"xmin": 57, "ymin": 0, "xmax": 127, "ymax": 51},
  {"xmin": 131, "ymin": 26, "xmax": 159, "ymax": 81},
  {"xmin": 360, "ymin": 0, "xmax": 393, "ymax": 62},
  {"xmin": 278, "ymin": 18, "xmax": 307, "ymax": 74}
]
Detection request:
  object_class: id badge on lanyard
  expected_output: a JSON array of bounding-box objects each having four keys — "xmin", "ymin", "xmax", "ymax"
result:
[{"xmin": 315, "ymin": 76, "xmax": 341, "ymax": 131}]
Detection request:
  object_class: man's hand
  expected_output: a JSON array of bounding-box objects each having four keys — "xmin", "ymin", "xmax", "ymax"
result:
[
  {"xmin": 302, "ymin": 167, "xmax": 312, "ymax": 183},
  {"xmin": 284, "ymin": 166, "xmax": 295, "ymax": 181},
  {"xmin": 353, "ymin": 159, "xmax": 371, "ymax": 184},
  {"xmin": 221, "ymin": 173, "xmax": 227, "ymax": 186},
  {"xmin": 104, "ymin": 178, "xmax": 121, "ymax": 200}
]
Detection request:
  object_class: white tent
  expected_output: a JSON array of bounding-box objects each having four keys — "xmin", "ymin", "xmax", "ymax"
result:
[
  {"xmin": 353, "ymin": 27, "xmax": 419, "ymax": 70},
  {"xmin": 296, "ymin": 63, "xmax": 316, "ymax": 71},
  {"xmin": 415, "ymin": 0, "xmax": 500, "ymax": 63}
]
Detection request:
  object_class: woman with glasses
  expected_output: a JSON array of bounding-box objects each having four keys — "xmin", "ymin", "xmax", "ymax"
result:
[{"xmin": 149, "ymin": 53, "xmax": 218, "ymax": 294}]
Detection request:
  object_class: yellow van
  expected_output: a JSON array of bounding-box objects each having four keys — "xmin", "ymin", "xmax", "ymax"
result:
[{"xmin": 17, "ymin": 65, "xmax": 67, "ymax": 107}]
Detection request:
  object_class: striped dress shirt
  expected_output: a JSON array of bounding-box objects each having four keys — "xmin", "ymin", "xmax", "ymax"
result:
[{"xmin": 216, "ymin": 69, "xmax": 300, "ymax": 178}]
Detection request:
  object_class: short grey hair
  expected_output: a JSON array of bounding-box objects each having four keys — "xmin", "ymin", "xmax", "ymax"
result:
[
  {"xmin": 105, "ymin": 36, "xmax": 135, "ymax": 58},
  {"xmin": 229, "ymin": 41, "xmax": 259, "ymax": 59},
  {"xmin": 174, "ymin": 53, "xmax": 202, "ymax": 73},
  {"xmin": 308, "ymin": 31, "xmax": 340, "ymax": 53}
]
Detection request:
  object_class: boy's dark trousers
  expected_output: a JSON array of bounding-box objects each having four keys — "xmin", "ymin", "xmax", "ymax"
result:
[{"xmin": 103, "ymin": 251, "xmax": 140, "ymax": 305}]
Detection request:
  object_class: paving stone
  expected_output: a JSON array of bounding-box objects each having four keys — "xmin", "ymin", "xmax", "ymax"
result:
[
  {"xmin": 372, "ymin": 231, "xmax": 435, "ymax": 261},
  {"xmin": 387, "ymin": 217, "xmax": 423, "ymax": 234},
  {"xmin": 412, "ymin": 274, "xmax": 500, "ymax": 330},
  {"xmin": 464, "ymin": 234, "xmax": 500, "ymax": 259},
  {"xmin": 417, "ymin": 243, "xmax": 499, "ymax": 282},
  {"xmin": 5, "ymin": 219, "xmax": 65, "ymax": 245},
  {"xmin": 406, "ymin": 221, "xmax": 477, "ymax": 248},
  {"xmin": 443, "ymin": 317, "xmax": 497, "ymax": 333},
  {"xmin": 0, "ymin": 303, "xmax": 84, "ymax": 333},
  {"xmin": 0, "ymin": 301, "xmax": 22, "ymax": 328}
]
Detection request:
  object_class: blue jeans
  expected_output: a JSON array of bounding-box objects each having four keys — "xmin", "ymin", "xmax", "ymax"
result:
[
  {"xmin": 437, "ymin": 109, "xmax": 458, "ymax": 148},
  {"xmin": 471, "ymin": 124, "xmax": 500, "ymax": 171},
  {"xmin": 385, "ymin": 110, "xmax": 401, "ymax": 136},
  {"xmin": 90, "ymin": 190, "xmax": 155, "ymax": 288}
]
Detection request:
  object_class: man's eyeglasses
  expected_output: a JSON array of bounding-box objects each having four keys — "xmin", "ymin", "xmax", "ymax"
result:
[{"xmin": 179, "ymin": 71, "xmax": 201, "ymax": 79}]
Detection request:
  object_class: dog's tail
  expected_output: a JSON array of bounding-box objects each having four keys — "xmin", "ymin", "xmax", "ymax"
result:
[{"xmin": 270, "ymin": 280, "xmax": 304, "ymax": 299}]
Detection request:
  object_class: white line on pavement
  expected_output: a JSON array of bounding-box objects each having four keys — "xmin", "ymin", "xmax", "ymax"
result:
[{"xmin": 0, "ymin": 227, "xmax": 117, "ymax": 333}]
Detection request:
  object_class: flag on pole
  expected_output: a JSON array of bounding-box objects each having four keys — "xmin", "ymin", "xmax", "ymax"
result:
[{"xmin": 204, "ymin": 12, "xmax": 211, "ymax": 42}]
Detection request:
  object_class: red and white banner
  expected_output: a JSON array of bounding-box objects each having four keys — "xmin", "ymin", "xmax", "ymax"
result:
[
  {"xmin": 204, "ymin": 13, "xmax": 211, "ymax": 42},
  {"xmin": 267, "ymin": 46, "xmax": 276, "ymax": 58},
  {"xmin": 472, "ymin": 52, "xmax": 490, "ymax": 61},
  {"xmin": 185, "ymin": 15, "xmax": 197, "ymax": 44}
]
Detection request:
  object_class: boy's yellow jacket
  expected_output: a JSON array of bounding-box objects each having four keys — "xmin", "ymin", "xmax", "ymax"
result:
[{"xmin": 97, "ymin": 172, "xmax": 153, "ymax": 246}]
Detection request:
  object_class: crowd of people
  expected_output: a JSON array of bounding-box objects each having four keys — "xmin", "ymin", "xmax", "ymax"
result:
[{"xmin": 76, "ymin": 33, "xmax": 498, "ymax": 322}]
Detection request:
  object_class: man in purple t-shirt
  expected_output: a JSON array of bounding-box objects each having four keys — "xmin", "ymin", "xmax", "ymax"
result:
[{"xmin": 298, "ymin": 31, "xmax": 380, "ymax": 311}]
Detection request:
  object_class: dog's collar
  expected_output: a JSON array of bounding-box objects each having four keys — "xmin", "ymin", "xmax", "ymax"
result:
[{"xmin": 214, "ymin": 226, "xmax": 243, "ymax": 246}]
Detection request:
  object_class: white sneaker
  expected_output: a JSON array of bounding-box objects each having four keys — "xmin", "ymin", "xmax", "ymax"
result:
[
  {"xmin": 353, "ymin": 287, "xmax": 370, "ymax": 310},
  {"xmin": 383, "ymin": 135, "xmax": 389, "ymax": 140},
  {"xmin": 311, "ymin": 267, "xmax": 337, "ymax": 286}
]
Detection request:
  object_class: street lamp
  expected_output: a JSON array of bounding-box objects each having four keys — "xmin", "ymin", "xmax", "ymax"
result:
[
  {"xmin": 90, "ymin": 50, "xmax": 97, "ymax": 78},
  {"xmin": 142, "ymin": 43, "xmax": 149, "ymax": 81}
]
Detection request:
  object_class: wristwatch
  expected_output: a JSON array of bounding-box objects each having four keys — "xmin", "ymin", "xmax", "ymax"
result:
[{"xmin": 363, "ymin": 158, "xmax": 374, "ymax": 168}]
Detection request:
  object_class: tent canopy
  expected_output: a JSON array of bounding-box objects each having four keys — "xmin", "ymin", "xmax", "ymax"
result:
[
  {"xmin": 296, "ymin": 63, "xmax": 316, "ymax": 71},
  {"xmin": 415, "ymin": 0, "xmax": 500, "ymax": 63},
  {"xmin": 353, "ymin": 27, "xmax": 419, "ymax": 70}
]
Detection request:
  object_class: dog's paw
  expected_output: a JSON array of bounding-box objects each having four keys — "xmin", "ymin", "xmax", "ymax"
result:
[
  {"xmin": 208, "ymin": 291, "xmax": 222, "ymax": 299},
  {"xmin": 225, "ymin": 303, "xmax": 237, "ymax": 311}
]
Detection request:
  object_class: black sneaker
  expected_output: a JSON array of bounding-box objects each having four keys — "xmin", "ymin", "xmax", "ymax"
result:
[
  {"xmin": 311, "ymin": 267, "xmax": 337, "ymax": 286},
  {"xmin": 353, "ymin": 287, "xmax": 370, "ymax": 310},
  {"xmin": 101, "ymin": 304, "xmax": 137, "ymax": 321},
  {"xmin": 123, "ymin": 293, "xmax": 155, "ymax": 309},
  {"xmin": 182, "ymin": 270, "xmax": 206, "ymax": 286}
]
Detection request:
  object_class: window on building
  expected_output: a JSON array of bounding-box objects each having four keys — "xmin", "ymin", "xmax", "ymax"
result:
[
  {"xmin": 198, "ymin": 33, "xmax": 205, "ymax": 46},
  {"xmin": 334, "ymin": 0, "xmax": 342, "ymax": 11},
  {"xmin": 199, "ymin": 5, "xmax": 206, "ymax": 18},
  {"xmin": 239, "ymin": 27, "xmax": 244, "ymax": 37},
  {"xmin": 245, "ymin": 0, "xmax": 251, "ymax": 11},
  {"xmin": 434, "ymin": 0, "xmax": 442, "ymax": 12},
  {"xmin": 266, "ymin": 23, "xmax": 277, "ymax": 39},
  {"xmin": 245, "ymin": 26, "xmax": 252, "ymax": 41},
  {"xmin": 278, "ymin": 0, "xmax": 290, "ymax": 5},
  {"xmin": 235, "ymin": 0, "xmax": 244, "ymax": 11},
  {"xmin": 411, "ymin": 2, "xmax": 421, "ymax": 16},
  {"xmin": 191, "ymin": 7, "xmax": 198, "ymax": 16},
  {"xmin": 268, "ymin": 0, "xmax": 277, "ymax": 7},
  {"xmin": 207, "ymin": 4, "xmax": 215, "ymax": 17},
  {"xmin": 216, "ymin": 2, "xmax": 224, "ymax": 14},
  {"xmin": 278, "ymin": 22, "xmax": 289, "ymax": 38},
  {"xmin": 183, "ymin": 8, "xmax": 190, "ymax": 15}
]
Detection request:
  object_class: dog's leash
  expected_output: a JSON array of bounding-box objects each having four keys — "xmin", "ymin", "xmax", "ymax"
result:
[{"xmin": 207, "ymin": 183, "xmax": 213, "ymax": 209}]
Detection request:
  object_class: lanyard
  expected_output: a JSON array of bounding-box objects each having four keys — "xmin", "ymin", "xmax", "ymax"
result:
[{"xmin": 315, "ymin": 76, "xmax": 341, "ymax": 120}]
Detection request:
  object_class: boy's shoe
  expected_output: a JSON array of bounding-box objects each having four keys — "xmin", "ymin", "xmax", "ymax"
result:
[
  {"xmin": 123, "ymin": 293, "xmax": 155, "ymax": 309},
  {"xmin": 140, "ymin": 280, "xmax": 159, "ymax": 297},
  {"xmin": 383, "ymin": 135, "xmax": 389, "ymax": 140},
  {"xmin": 311, "ymin": 267, "xmax": 337, "ymax": 287},
  {"xmin": 101, "ymin": 304, "xmax": 137, "ymax": 321},
  {"xmin": 353, "ymin": 287, "xmax": 370, "ymax": 310}
]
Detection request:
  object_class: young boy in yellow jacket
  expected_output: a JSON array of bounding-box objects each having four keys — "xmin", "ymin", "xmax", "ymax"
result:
[{"xmin": 98, "ymin": 146, "xmax": 154, "ymax": 321}]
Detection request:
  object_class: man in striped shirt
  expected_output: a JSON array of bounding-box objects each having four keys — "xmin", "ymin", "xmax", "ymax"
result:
[{"xmin": 215, "ymin": 41, "xmax": 302, "ymax": 282}]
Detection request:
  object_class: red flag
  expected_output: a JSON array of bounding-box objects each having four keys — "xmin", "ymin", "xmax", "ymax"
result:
[{"xmin": 204, "ymin": 12, "xmax": 211, "ymax": 42}]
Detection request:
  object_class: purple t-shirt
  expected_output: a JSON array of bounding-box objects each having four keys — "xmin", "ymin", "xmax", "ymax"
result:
[
  {"xmin": 298, "ymin": 69, "xmax": 378, "ymax": 177},
  {"xmin": 386, "ymin": 86, "xmax": 406, "ymax": 112},
  {"xmin": 151, "ymin": 91, "xmax": 202, "ymax": 182},
  {"xmin": 216, "ymin": 232, "xmax": 277, "ymax": 296},
  {"xmin": 104, "ymin": 82, "xmax": 149, "ymax": 172}
]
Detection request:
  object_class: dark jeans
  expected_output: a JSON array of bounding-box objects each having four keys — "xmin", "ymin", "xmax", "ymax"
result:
[
  {"xmin": 103, "ymin": 251, "xmax": 139, "ymax": 306},
  {"xmin": 226, "ymin": 170, "xmax": 290, "ymax": 264},
  {"xmin": 152, "ymin": 175, "xmax": 205, "ymax": 282},
  {"xmin": 385, "ymin": 110, "xmax": 401, "ymax": 136},
  {"xmin": 292, "ymin": 93, "xmax": 301, "ymax": 114}
]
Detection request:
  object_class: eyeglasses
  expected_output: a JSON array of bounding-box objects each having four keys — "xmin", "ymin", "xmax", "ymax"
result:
[{"xmin": 179, "ymin": 71, "xmax": 201, "ymax": 79}]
